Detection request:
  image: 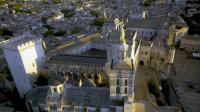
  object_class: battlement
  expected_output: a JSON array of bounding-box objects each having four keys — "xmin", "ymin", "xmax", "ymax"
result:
[
  {"xmin": 0, "ymin": 32, "xmax": 42, "ymax": 51},
  {"xmin": 17, "ymin": 38, "xmax": 42, "ymax": 50}
]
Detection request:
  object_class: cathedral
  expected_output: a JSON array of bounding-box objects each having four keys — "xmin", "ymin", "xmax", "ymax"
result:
[
  {"xmin": 24, "ymin": 15, "xmax": 177, "ymax": 112},
  {"xmin": 24, "ymin": 18, "xmax": 138, "ymax": 112}
]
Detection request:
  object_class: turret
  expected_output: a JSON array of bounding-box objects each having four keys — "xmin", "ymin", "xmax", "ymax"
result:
[
  {"xmin": 45, "ymin": 78, "xmax": 65, "ymax": 111},
  {"xmin": 49, "ymin": 78, "xmax": 65, "ymax": 94},
  {"xmin": 115, "ymin": 20, "xmax": 129, "ymax": 62}
]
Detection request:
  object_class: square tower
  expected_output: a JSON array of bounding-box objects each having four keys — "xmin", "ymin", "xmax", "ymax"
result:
[{"xmin": 0, "ymin": 33, "xmax": 45, "ymax": 98}]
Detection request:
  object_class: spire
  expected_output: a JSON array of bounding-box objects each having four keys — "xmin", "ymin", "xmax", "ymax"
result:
[{"xmin": 120, "ymin": 21, "xmax": 126, "ymax": 45}]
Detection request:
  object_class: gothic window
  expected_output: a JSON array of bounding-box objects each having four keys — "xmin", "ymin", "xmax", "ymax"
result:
[
  {"xmin": 125, "ymin": 79, "xmax": 127, "ymax": 86},
  {"xmin": 116, "ymin": 87, "xmax": 120, "ymax": 94},
  {"xmin": 124, "ymin": 87, "xmax": 127, "ymax": 94},
  {"xmin": 145, "ymin": 52, "xmax": 147, "ymax": 55},
  {"xmin": 117, "ymin": 79, "xmax": 120, "ymax": 85}
]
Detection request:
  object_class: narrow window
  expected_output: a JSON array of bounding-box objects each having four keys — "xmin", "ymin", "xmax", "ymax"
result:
[
  {"xmin": 125, "ymin": 79, "xmax": 127, "ymax": 86},
  {"xmin": 54, "ymin": 88, "xmax": 57, "ymax": 93},
  {"xmin": 117, "ymin": 79, "xmax": 120, "ymax": 85},
  {"xmin": 116, "ymin": 87, "xmax": 120, "ymax": 94},
  {"xmin": 124, "ymin": 87, "xmax": 127, "ymax": 94}
]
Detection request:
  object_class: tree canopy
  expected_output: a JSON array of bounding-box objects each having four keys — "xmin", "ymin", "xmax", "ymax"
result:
[
  {"xmin": 90, "ymin": 10, "xmax": 99, "ymax": 17},
  {"xmin": 93, "ymin": 18, "xmax": 105, "ymax": 27},
  {"xmin": 61, "ymin": 9, "xmax": 75, "ymax": 18},
  {"xmin": 70, "ymin": 26, "xmax": 81, "ymax": 35}
]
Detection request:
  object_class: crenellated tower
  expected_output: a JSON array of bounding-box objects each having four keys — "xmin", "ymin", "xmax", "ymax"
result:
[
  {"xmin": 0, "ymin": 32, "xmax": 45, "ymax": 98},
  {"xmin": 107, "ymin": 19, "xmax": 136, "ymax": 100}
]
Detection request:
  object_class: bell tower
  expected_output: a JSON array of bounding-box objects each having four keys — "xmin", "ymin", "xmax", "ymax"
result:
[{"xmin": 115, "ymin": 20, "xmax": 129, "ymax": 63}]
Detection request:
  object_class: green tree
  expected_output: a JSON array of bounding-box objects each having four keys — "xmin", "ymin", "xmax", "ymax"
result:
[
  {"xmin": 9, "ymin": 3, "xmax": 23, "ymax": 12},
  {"xmin": 93, "ymin": 18, "xmax": 105, "ymax": 27},
  {"xmin": 70, "ymin": 26, "xmax": 81, "ymax": 35},
  {"xmin": 90, "ymin": 10, "xmax": 99, "ymax": 17},
  {"xmin": 61, "ymin": 9, "xmax": 75, "ymax": 18},
  {"xmin": 43, "ymin": 29, "xmax": 54, "ymax": 37}
]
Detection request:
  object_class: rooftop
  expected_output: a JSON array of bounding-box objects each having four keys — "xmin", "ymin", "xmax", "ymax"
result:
[
  {"xmin": 108, "ymin": 31, "xmax": 134, "ymax": 44},
  {"xmin": 25, "ymin": 86, "xmax": 48, "ymax": 108},
  {"xmin": 51, "ymin": 55, "xmax": 107, "ymax": 65},
  {"xmin": 126, "ymin": 17, "xmax": 168, "ymax": 29},
  {"xmin": 183, "ymin": 35, "xmax": 200, "ymax": 41},
  {"xmin": 113, "ymin": 59, "xmax": 134, "ymax": 70},
  {"xmin": 64, "ymin": 87, "xmax": 110, "ymax": 107}
]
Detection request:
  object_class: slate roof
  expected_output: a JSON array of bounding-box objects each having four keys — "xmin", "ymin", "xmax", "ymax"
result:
[
  {"xmin": 82, "ymin": 79, "xmax": 96, "ymax": 87},
  {"xmin": 64, "ymin": 87, "xmax": 110, "ymax": 107},
  {"xmin": 126, "ymin": 17, "xmax": 168, "ymax": 29},
  {"xmin": 51, "ymin": 55, "xmax": 107, "ymax": 65},
  {"xmin": 49, "ymin": 77, "xmax": 65, "ymax": 86}
]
